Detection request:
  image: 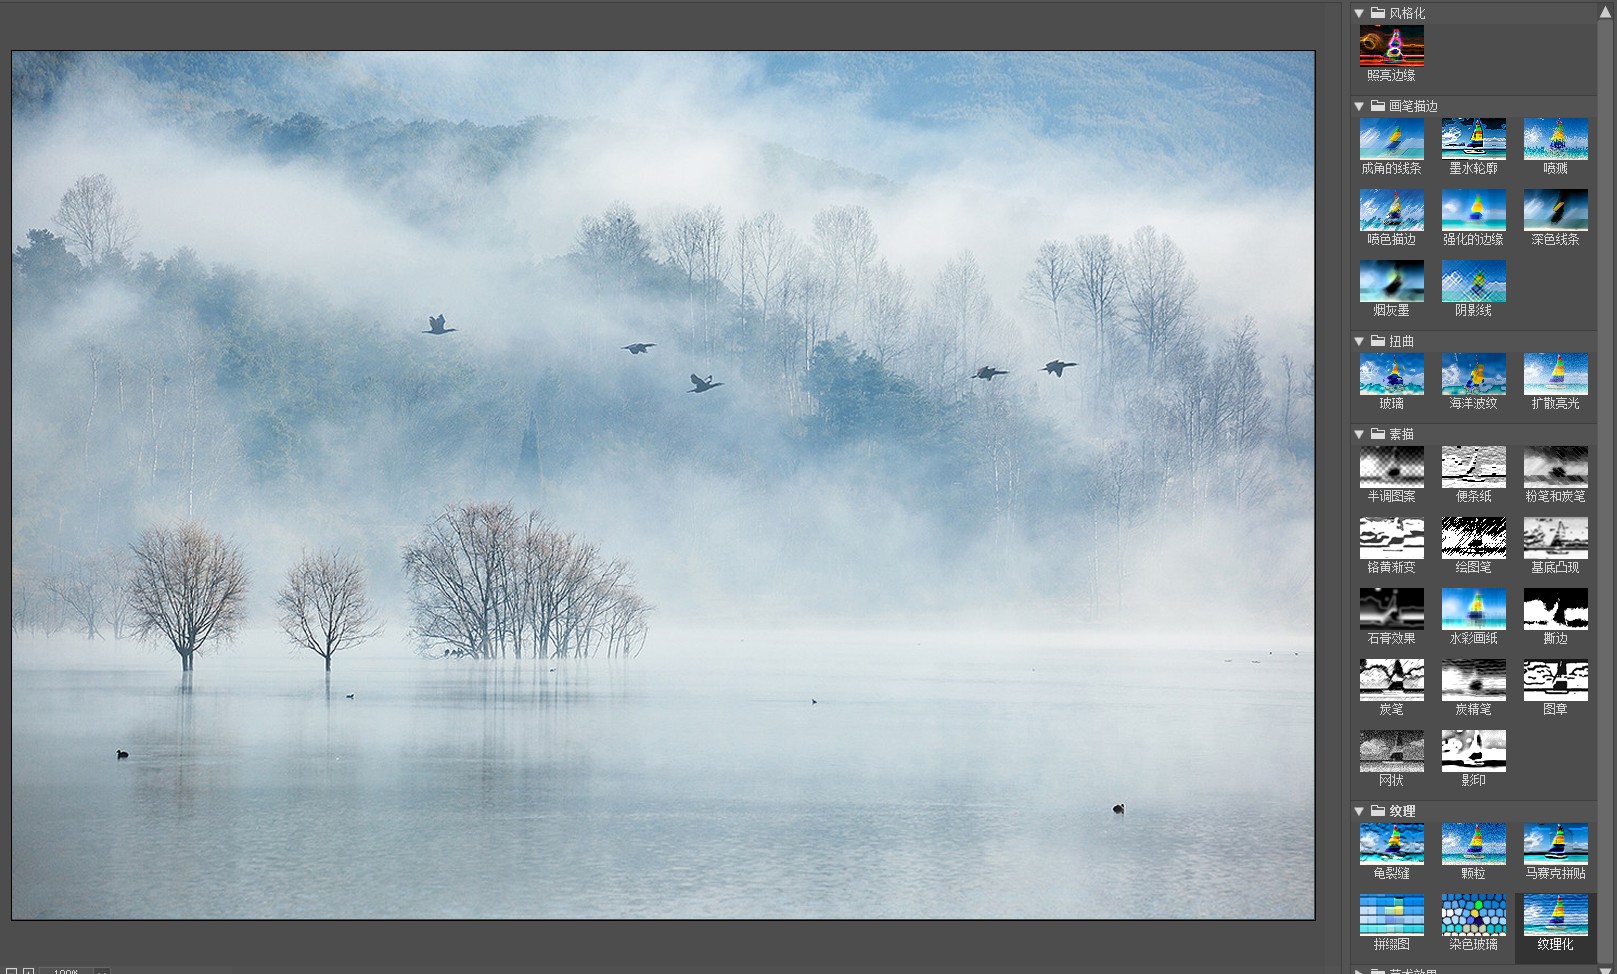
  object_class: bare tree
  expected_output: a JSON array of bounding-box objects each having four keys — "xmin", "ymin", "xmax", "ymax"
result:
[
  {"xmin": 55, "ymin": 174, "xmax": 137, "ymax": 267},
  {"xmin": 45, "ymin": 551, "xmax": 124, "ymax": 640},
  {"xmin": 1121, "ymin": 226, "xmax": 1197, "ymax": 381},
  {"xmin": 1021, "ymin": 240, "xmax": 1078, "ymax": 348},
  {"xmin": 275, "ymin": 549, "xmax": 382, "ymax": 671},
  {"xmin": 576, "ymin": 201, "xmax": 651, "ymax": 297},
  {"xmin": 1073, "ymin": 233, "xmax": 1125, "ymax": 406},
  {"xmin": 657, "ymin": 207, "xmax": 707, "ymax": 343},
  {"xmin": 126, "ymin": 522, "xmax": 248, "ymax": 671},
  {"xmin": 1089, "ymin": 442, "xmax": 1145, "ymax": 607},
  {"xmin": 1277, "ymin": 353, "xmax": 1297, "ymax": 445},
  {"xmin": 1218, "ymin": 318, "xmax": 1272, "ymax": 452},
  {"xmin": 812, "ymin": 204, "xmax": 878, "ymax": 338},
  {"xmin": 862, "ymin": 258, "xmax": 914, "ymax": 368},
  {"xmin": 930, "ymin": 250, "xmax": 999, "ymax": 375},
  {"xmin": 736, "ymin": 211, "xmax": 801, "ymax": 379},
  {"xmin": 693, "ymin": 204, "xmax": 728, "ymax": 352}
]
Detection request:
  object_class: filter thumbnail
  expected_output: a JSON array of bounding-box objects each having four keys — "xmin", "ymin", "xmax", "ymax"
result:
[
  {"xmin": 1523, "ymin": 894, "xmax": 1588, "ymax": 936},
  {"xmin": 1522, "ymin": 588, "xmax": 1589, "ymax": 630},
  {"xmin": 1440, "ymin": 729, "xmax": 1506, "ymax": 772},
  {"xmin": 1360, "ymin": 445, "xmax": 1425, "ymax": 488},
  {"xmin": 1523, "ymin": 445, "xmax": 1589, "ymax": 487},
  {"xmin": 1522, "ymin": 117, "xmax": 1589, "ymax": 160},
  {"xmin": 1361, "ymin": 24, "xmax": 1425, "ymax": 66},
  {"xmin": 1359, "ymin": 261, "xmax": 1425, "ymax": 303},
  {"xmin": 1360, "ymin": 352, "xmax": 1425, "ymax": 395},
  {"xmin": 1440, "ymin": 260, "xmax": 1506, "ymax": 303},
  {"xmin": 1524, "ymin": 188, "xmax": 1589, "ymax": 231},
  {"xmin": 1441, "ymin": 188, "xmax": 1507, "ymax": 232},
  {"xmin": 1440, "ymin": 659, "xmax": 1506, "ymax": 701},
  {"xmin": 1360, "ymin": 589, "xmax": 1425, "ymax": 630},
  {"xmin": 1442, "ymin": 821, "xmax": 1508, "ymax": 864},
  {"xmin": 1361, "ymin": 188, "xmax": 1424, "ymax": 231},
  {"xmin": 1441, "ymin": 516, "xmax": 1506, "ymax": 559},
  {"xmin": 1440, "ymin": 352, "xmax": 1506, "ymax": 395},
  {"xmin": 1361, "ymin": 117, "xmax": 1425, "ymax": 159},
  {"xmin": 1442, "ymin": 117, "xmax": 1507, "ymax": 159},
  {"xmin": 1441, "ymin": 588, "xmax": 1505, "ymax": 630},
  {"xmin": 1522, "ymin": 517, "xmax": 1588, "ymax": 559},
  {"xmin": 1359, "ymin": 728, "xmax": 1425, "ymax": 773},
  {"xmin": 1361, "ymin": 658, "xmax": 1425, "ymax": 701},
  {"xmin": 1523, "ymin": 353, "xmax": 1590, "ymax": 396},
  {"xmin": 1440, "ymin": 892, "xmax": 1508, "ymax": 937},
  {"xmin": 1522, "ymin": 659, "xmax": 1590, "ymax": 701},
  {"xmin": 1360, "ymin": 893, "xmax": 1426, "ymax": 936},
  {"xmin": 1361, "ymin": 821, "xmax": 1425, "ymax": 864},
  {"xmin": 1523, "ymin": 822, "xmax": 1590, "ymax": 865},
  {"xmin": 1361, "ymin": 517, "xmax": 1424, "ymax": 559},
  {"xmin": 1442, "ymin": 445, "xmax": 1506, "ymax": 488}
]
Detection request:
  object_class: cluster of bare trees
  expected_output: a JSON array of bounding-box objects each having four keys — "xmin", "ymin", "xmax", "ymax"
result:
[
  {"xmin": 11, "ymin": 552, "xmax": 131, "ymax": 639},
  {"xmin": 16, "ymin": 507, "xmax": 651, "ymax": 667},
  {"xmin": 606, "ymin": 201, "xmax": 1008, "ymax": 411},
  {"xmin": 402, "ymin": 501, "xmax": 650, "ymax": 660}
]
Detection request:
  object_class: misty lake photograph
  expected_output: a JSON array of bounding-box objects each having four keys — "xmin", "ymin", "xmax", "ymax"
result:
[{"xmin": 12, "ymin": 51, "xmax": 1314, "ymax": 919}]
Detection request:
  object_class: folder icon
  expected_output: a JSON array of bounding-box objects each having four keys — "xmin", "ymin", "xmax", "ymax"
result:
[
  {"xmin": 1370, "ymin": 335, "xmax": 1386, "ymax": 347},
  {"xmin": 1370, "ymin": 99, "xmax": 1387, "ymax": 112},
  {"xmin": 1370, "ymin": 803, "xmax": 1387, "ymax": 817},
  {"xmin": 1370, "ymin": 7, "xmax": 1386, "ymax": 17},
  {"xmin": 1369, "ymin": 428, "xmax": 1387, "ymax": 440}
]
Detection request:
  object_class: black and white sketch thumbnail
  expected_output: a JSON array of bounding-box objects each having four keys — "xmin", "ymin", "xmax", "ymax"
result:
[
  {"xmin": 1360, "ymin": 517, "xmax": 1424, "ymax": 559},
  {"xmin": 1360, "ymin": 445, "xmax": 1425, "ymax": 489},
  {"xmin": 1522, "ymin": 588, "xmax": 1590, "ymax": 630},
  {"xmin": 1441, "ymin": 516, "xmax": 1507, "ymax": 559},
  {"xmin": 1441, "ymin": 658, "xmax": 1507, "ymax": 701},
  {"xmin": 1359, "ymin": 728, "xmax": 1426, "ymax": 773},
  {"xmin": 1441, "ymin": 444, "xmax": 1507, "ymax": 488},
  {"xmin": 1360, "ymin": 658, "xmax": 1425, "ymax": 701},
  {"xmin": 1522, "ymin": 659, "xmax": 1590, "ymax": 701},
  {"xmin": 1523, "ymin": 445, "xmax": 1589, "ymax": 487},
  {"xmin": 1522, "ymin": 517, "xmax": 1588, "ymax": 559},
  {"xmin": 1360, "ymin": 587, "xmax": 1425, "ymax": 629},
  {"xmin": 1440, "ymin": 728, "xmax": 1506, "ymax": 772}
]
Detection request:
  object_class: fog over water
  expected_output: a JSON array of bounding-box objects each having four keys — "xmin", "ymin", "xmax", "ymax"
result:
[{"xmin": 12, "ymin": 51, "xmax": 1314, "ymax": 917}]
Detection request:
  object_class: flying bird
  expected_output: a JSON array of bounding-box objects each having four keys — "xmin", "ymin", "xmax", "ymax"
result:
[
  {"xmin": 346, "ymin": 693, "xmax": 354, "ymax": 699},
  {"xmin": 689, "ymin": 374, "xmax": 724, "ymax": 393},
  {"xmin": 1112, "ymin": 803, "xmax": 1125, "ymax": 814},
  {"xmin": 622, "ymin": 343, "xmax": 657, "ymax": 354},
  {"xmin": 972, "ymin": 366, "xmax": 1008, "ymax": 381},
  {"xmin": 1043, "ymin": 360, "xmax": 1078, "ymax": 377},
  {"xmin": 423, "ymin": 314, "xmax": 456, "ymax": 335},
  {"xmin": 117, "ymin": 750, "xmax": 129, "ymax": 760}
]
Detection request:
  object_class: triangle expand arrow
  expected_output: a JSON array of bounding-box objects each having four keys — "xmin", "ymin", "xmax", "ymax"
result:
[
  {"xmin": 1355, "ymin": 9, "xmax": 1365, "ymax": 16},
  {"xmin": 1602, "ymin": 6, "xmax": 1612, "ymax": 17},
  {"xmin": 1354, "ymin": 806, "xmax": 1365, "ymax": 815},
  {"xmin": 1355, "ymin": 101, "xmax": 1365, "ymax": 111},
  {"xmin": 1355, "ymin": 336, "xmax": 1365, "ymax": 345},
  {"xmin": 1354, "ymin": 430, "xmax": 1365, "ymax": 439}
]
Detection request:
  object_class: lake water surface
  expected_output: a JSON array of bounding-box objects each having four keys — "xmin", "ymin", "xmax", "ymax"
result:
[{"xmin": 13, "ymin": 629, "xmax": 1312, "ymax": 918}]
